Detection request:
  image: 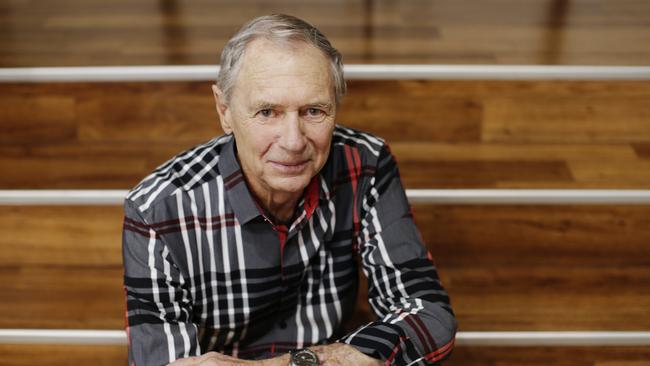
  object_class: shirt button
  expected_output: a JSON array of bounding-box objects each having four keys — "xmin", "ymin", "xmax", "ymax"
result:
[{"xmin": 279, "ymin": 320, "xmax": 287, "ymax": 329}]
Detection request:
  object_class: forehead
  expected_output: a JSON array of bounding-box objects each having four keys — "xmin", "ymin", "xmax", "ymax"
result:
[{"xmin": 233, "ymin": 38, "xmax": 334, "ymax": 104}]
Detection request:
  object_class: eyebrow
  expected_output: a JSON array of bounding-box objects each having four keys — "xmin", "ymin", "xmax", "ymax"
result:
[
  {"xmin": 249, "ymin": 101, "xmax": 279, "ymax": 112},
  {"xmin": 305, "ymin": 102, "xmax": 334, "ymax": 112},
  {"xmin": 249, "ymin": 101, "xmax": 334, "ymax": 112}
]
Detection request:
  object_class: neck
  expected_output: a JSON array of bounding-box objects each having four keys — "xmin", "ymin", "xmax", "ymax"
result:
[
  {"xmin": 246, "ymin": 177, "xmax": 302, "ymax": 224},
  {"xmin": 259, "ymin": 191, "xmax": 301, "ymax": 223}
]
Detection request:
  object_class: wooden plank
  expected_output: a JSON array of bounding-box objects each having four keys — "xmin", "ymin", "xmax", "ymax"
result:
[
  {"xmin": 483, "ymin": 97, "xmax": 650, "ymax": 143},
  {"xmin": 0, "ymin": 97, "xmax": 76, "ymax": 144},
  {"xmin": 0, "ymin": 266, "xmax": 124, "ymax": 329},
  {"xmin": 633, "ymin": 144, "xmax": 650, "ymax": 160},
  {"xmin": 440, "ymin": 265, "xmax": 650, "ymax": 331},
  {"xmin": 0, "ymin": 344, "xmax": 127, "ymax": 366},
  {"xmin": 1, "ymin": 0, "xmax": 650, "ymax": 66},
  {"xmin": 412, "ymin": 205, "xmax": 650, "ymax": 267},
  {"xmin": 398, "ymin": 159, "xmax": 574, "ymax": 189},
  {"xmin": 338, "ymin": 95, "xmax": 482, "ymax": 142},
  {"xmin": 0, "ymin": 206, "xmax": 123, "ymax": 266}
]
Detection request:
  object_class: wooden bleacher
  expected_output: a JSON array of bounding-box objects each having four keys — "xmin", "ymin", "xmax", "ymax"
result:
[{"xmin": 1, "ymin": 0, "xmax": 650, "ymax": 365}]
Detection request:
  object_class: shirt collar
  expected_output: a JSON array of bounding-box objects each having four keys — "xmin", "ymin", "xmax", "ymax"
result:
[{"xmin": 217, "ymin": 136, "xmax": 260, "ymax": 225}]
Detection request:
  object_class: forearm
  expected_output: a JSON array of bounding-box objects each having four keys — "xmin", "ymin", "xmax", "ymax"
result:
[{"xmin": 167, "ymin": 352, "xmax": 290, "ymax": 366}]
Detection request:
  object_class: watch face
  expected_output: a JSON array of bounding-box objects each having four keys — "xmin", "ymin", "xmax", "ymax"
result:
[{"xmin": 292, "ymin": 349, "xmax": 319, "ymax": 366}]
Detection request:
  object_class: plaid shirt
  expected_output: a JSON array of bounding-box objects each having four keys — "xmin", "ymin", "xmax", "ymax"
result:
[{"xmin": 122, "ymin": 125, "xmax": 456, "ymax": 366}]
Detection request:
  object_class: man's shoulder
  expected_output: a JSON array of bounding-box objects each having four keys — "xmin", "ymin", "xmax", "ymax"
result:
[
  {"xmin": 322, "ymin": 125, "xmax": 391, "ymax": 191},
  {"xmin": 331, "ymin": 124, "xmax": 387, "ymax": 162},
  {"xmin": 125, "ymin": 134, "xmax": 233, "ymax": 213}
]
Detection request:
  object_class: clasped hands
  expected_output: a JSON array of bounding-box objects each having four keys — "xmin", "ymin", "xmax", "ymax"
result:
[{"xmin": 167, "ymin": 343, "xmax": 383, "ymax": 366}]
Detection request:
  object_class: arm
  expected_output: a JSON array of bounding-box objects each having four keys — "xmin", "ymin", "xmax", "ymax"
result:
[
  {"xmin": 123, "ymin": 199, "xmax": 201, "ymax": 366},
  {"xmin": 338, "ymin": 145, "xmax": 457, "ymax": 365}
]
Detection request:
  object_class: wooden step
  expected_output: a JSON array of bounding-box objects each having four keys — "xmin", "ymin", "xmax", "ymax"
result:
[
  {"xmin": 4, "ymin": 263, "xmax": 649, "ymax": 331},
  {"xmin": 2, "ymin": 205, "xmax": 649, "ymax": 330},
  {"xmin": 3, "ymin": 205, "xmax": 648, "ymax": 268},
  {"xmin": 1, "ymin": 80, "xmax": 650, "ymax": 189},
  {"xmin": 1, "ymin": 0, "xmax": 649, "ymax": 66}
]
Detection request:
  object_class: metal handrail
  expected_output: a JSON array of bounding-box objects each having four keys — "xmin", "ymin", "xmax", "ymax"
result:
[
  {"xmin": 1, "ymin": 329, "xmax": 649, "ymax": 346},
  {"xmin": 1, "ymin": 65, "xmax": 650, "ymax": 82},
  {"xmin": 1, "ymin": 189, "xmax": 650, "ymax": 205}
]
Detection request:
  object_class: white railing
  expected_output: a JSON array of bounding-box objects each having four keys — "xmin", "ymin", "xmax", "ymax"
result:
[
  {"xmin": 1, "ymin": 65, "xmax": 650, "ymax": 82},
  {"xmin": 1, "ymin": 329, "xmax": 650, "ymax": 346},
  {"xmin": 1, "ymin": 189, "xmax": 650, "ymax": 205}
]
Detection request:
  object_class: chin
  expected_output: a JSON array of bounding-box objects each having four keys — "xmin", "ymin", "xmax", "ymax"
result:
[{"xmin": 270, "ymin": 175, "xmax": 313, "ymax": 194}]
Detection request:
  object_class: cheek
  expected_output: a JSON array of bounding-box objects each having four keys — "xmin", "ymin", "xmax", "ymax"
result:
[
  {"xmin": 242, "ymin": 125, "xmax": 276, "ymax": 159},
  {"xmin": 309, "ymin": 125, "xmax": 335, "ymax": 158}
]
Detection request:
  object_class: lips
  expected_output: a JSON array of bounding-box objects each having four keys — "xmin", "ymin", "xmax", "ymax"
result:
[{"xmin": 269, "ymin": 160, "xmax": 308, "ymax": 174}]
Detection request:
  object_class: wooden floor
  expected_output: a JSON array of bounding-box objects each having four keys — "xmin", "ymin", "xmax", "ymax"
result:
[{"xmin": 1, "ymin": 0, "xmax": 650, "ymax": 66}]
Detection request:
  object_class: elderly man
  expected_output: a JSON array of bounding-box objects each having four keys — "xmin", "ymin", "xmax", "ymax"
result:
[{"xmin": 122, "ymin": 14, "xmax": 456, "ymax": 366}]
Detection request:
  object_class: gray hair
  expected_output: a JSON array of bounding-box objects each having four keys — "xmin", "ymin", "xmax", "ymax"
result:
[{"xmin": 216, "ymin": 14, "xmax": 346, "ymax": 105}]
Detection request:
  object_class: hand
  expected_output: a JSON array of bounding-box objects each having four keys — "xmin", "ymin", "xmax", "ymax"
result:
[
  {"xmin": 167, "ymin": 352, "xmax": 289, "ymax": 366},
  {"xmin": 310, "ymin": 343, "xmax": 383, "ymax": 366},
  {"xmin": 166, "ymin": 343, "xmax": 382, "ymax": 366}
]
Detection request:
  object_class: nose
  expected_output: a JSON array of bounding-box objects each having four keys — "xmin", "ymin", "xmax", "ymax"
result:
[{"xmin": 278, "ymin": 112, "xmax": 307, "ymax": 152}]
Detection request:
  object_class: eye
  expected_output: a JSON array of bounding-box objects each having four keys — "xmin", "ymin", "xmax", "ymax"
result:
[
  {"xmin": 307, "ymin": 108, "xmax": 323, "ymax": 116},
  {"xmin": 303, "ymin": 107, "xmax": 327, "ymax": 121},
  {"xmin": 257, "ymin": 109, "xmax": 275, "ymax": 118}
]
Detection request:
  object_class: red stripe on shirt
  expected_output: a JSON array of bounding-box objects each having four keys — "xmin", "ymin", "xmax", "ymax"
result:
[
  {"xmin": 423, "ymin": 337, "xmax": 455, "ymax": 363},
  {"xmin": 412, "ymin": 314, "xmax": 438, "ymax": 354},
  {"xmin": 343, "ymin": 145, "xmax": 361, "ymax": 252},
  {"xmin": 404, "ymin": 315, "xmax": 433, "ymax": 354}
]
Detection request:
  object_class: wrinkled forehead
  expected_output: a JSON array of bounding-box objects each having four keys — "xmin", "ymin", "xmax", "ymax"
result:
[{"xmin": 232, "ymin": 38, "xmax": 335, "ymax": 101}]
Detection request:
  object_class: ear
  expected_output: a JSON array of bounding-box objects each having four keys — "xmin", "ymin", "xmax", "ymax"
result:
[{"xmin": 212, "ymin": 84, "xmax": 233, "ymax": 134}]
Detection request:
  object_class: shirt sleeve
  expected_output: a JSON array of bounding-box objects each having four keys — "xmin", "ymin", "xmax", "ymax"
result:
[
  {"xmin": 122, "ymin": 199, "xmax": 201, "ymax": 366},
  {"xmin": 338, "ymin": 145, "xmax": 457, "ymax": 365}
]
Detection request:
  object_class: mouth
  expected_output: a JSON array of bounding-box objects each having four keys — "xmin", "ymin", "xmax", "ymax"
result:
[{"xmin": 269, "ymin": 160, "xmax": 309, "ymax": 174}]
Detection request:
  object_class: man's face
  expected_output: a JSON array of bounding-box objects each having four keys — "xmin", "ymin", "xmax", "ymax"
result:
[{"xmin": 214, "ymin": 39, "xmax": 336, "ymax": 199}]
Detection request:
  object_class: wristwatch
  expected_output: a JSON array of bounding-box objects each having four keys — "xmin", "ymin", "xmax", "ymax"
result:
[{"xmin": 289, "ymin": 348, "xmax": 319, "ymax": 366}]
